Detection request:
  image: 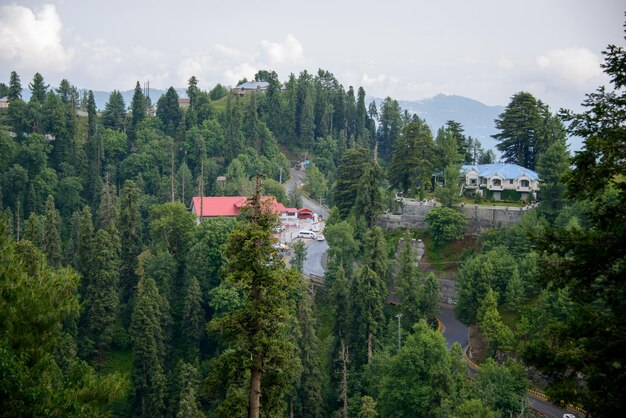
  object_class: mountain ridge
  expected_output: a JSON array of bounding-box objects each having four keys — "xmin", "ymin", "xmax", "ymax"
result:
[{"xmin": 369, "ymin": 93, "xmax": 504, "ymax": 151}]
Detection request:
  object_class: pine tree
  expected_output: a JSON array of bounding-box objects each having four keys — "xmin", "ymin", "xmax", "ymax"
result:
[
  {"xmin": 363, "ymin": 226, "xmax": 388, "ymax": 282},
  {"xmin": 293, "ymin": 279, "xmax": 324, "ymax": 418},
  {"xmin": 42, "ymin": 195, "xmax": 62, "ymax": 266},
  {"xmin": 102, "ymin": 90, "xmax": 127, "ymax": 131},
  {"xmin": 129, "ymin": 81, "xmax": 146, "ymax": 141},
  {"xmin": 81, "ymin": 227, "xmax": 121, "ymax": 362},
  {"xmin": 8, "ymin": 70, "xmax": 21, "ymax": 101},
  {"xmin": 207, "ymin": 182, "xmax": 300, "ymax": 418},
  {"xmin": 353, "ymin": 162, "xmax": 384, "ymax": 228},
  {"xmin": 76, "ymin": 206, "xmax": 94, "ymax": 290},
  {"xmin": 351, "ymin": 266, "xmax": 385, "ymax": 366},
  {"xmin": 334, "ymin": 146, "xmax": 373, "ymax": 218},
  {"xmin": 397, "ymin": 237, "xmax": 422, "ymax": 324},
  {"xmin": 174, "ymin": 361, "xmax": 204, "ymax": 418},
  {"xmin": 131, "ymin": 278, "xmax": 168, "ymax": 417},
  {"xmin": 28, "ymin": 72, "xmax": 48, "ymax": 103},
  {"xmin": 222, "ymin": 93, "xmax": 245, "ymax": 161},
  {"xmin": 157, "ymin": 87, "xmax": 183, "ymax": 137},
  {"xmin": 535, "ymin": 140, "xmax": 570, "ymax": 221},
  {"xmin": 377, "ymin": 97, "xmax": 403, "ymax": 160},
  {"xmin": 98, "ymin": 179, "xmax": 117, "ymax": 230},
  {"xmin": 181, "ymin": 277, "xmax": 204, "ymax": 361},
  {"xmin": 119, "ymin": 180, "xmax": 142, "ymax": 319},
  {"xmin": 84, "ymin": 90, "xmax": 102, "ymax": 206},
  {"xmin": 494, "ymin": 92, "xmax": 565, "ymax": 170},
  {"xmin": 419, "ymin": 273, "xmax": 440, "ymax": 323},
  {"xmin": 390, "ymin": 118, "xmax": 434, "ymax": 198},
  {"xmin": 291, "ymin": 239, "xmax": 307, "ymax": 273}
]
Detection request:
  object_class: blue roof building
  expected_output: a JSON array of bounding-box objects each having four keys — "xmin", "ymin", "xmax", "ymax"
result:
[
  {"xmin": 232, "ymin": 81, "xmax": 270, "ymax": 95},
  {"xmin": 461, "ymin": 163, "xmax": 540, "ymax": 201}
]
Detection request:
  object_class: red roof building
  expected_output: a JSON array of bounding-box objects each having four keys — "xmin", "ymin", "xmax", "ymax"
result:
[{"xmin": 191, "ymin": 196, "xmax": 303, "ymax": 219}]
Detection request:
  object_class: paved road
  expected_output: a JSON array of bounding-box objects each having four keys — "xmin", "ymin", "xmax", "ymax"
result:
[
  {"xmin": 438, "ymin": 305, "xmax": 578, "ymax": 418},
  {"xmin": 302, "ymin": 239, "xmax": 328, "ymax": 277},
  {"xmin": 285, "ymin": 167, "xmax": 328, "ymax": 218},
  {"xmin": 440, "ymin": 305, "xmax": 468, "ymax": 349}
]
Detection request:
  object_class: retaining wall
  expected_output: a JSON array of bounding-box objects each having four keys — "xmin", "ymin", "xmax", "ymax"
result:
[{"xmin": 377, "ymin": 201, "xmax": 534, "ymax": 233}]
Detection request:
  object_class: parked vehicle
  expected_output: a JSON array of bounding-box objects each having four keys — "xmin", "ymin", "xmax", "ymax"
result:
[
  {"xmin": 298, "ymin": 230, "xmax": 317, "ymax": 239},
  {"xmin": 316, "ymin": 234, "xmax": 325, "ymax": 241}
]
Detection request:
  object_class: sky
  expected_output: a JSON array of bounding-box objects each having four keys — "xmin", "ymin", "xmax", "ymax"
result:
[{"xmin": 0, "ymin": 0, "xmax": 624, "ymax": 111}]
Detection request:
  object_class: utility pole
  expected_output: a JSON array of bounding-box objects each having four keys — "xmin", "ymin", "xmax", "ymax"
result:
[
  {"xmin": 279, "ymin": 166, "xmax": 283, "ymax": 183},
  {"xmin": 396, "ymin": 314, "xmax": 403, "ymax": 350}
]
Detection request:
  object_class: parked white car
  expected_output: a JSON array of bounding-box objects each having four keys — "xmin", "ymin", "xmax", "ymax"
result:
[{"xmin": 298, "ymin": 230, "xmax": 317, "ymax": 239}]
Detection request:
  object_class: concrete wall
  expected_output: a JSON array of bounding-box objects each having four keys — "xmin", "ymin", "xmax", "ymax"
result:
[{"xmin": 377, "ymin": 201, "xmax": 535, "ymax": 234}]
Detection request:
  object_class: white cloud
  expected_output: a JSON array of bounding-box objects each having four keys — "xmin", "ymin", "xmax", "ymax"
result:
[
  {"xmin": 497, "ymin": 55, "xmax": 513, "ymax": 69},
  {"xmin": 0, "ymin": 4, "xmax": 72, "ymax": 72},
  {"xmin": 361, "ymin": 73, "xmax": 389, "ymax": 86},
  {"xmin": 223, "ymin": 62, "xmax": 258, "ymax": 86},
  {"xmin": 259, "ymin": 34, "xmax": 304, "ymax": 65},
  {"xmin": 536, "ymin": 47, "xmax": 602, "ymax": 84}
]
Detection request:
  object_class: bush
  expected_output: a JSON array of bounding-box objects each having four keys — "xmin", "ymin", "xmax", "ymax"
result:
[{"xmin": 425, "ymin": 207, "xmax": 467, "ymax": 246}]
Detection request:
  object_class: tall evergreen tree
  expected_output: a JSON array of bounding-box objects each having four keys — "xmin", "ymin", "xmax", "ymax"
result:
[
  {"xmin": 131, "ymin": 278, "xmax": 169, "ymax": 417},
  {"xmin": 334, "ymin": 146, "xmax": 373, "ymax": 218},
  {"xmin": 102, "ymin": 90, "xmax": 127, "ymax": 131},
  {"xmin": 181, "ymin": 277, "xmax": 204, "ymax": 361},
  {"xmin": 222, "ymin": 93, "xmax": 245, "ymax": 161},
  {"xmin": 377, "ymin": 97, "xmax": 403, "ymax": 160},
  {"xmin": 173, "ymin": 361, "xmax": 204, "ymax": 418},
  {"xmin": 28, "ymin": 72, "xmax": 48, "ymax": 103},
  {"xmin": 293, "ymin": 279, "xmax": 324, "ymax": 418},
  {"xmin": 42, "ymin": 195, "xmax": 62, "ymax": 266},
  {"xmin": 493, "ymin": 92, "xmax": 565, "ymax": 170},
  {"xmin": 98, "ymin": 179, "xmax": 117, "ymax": 230},
  {"xmin": 397, "ymin": 236, "xmax": 422, "ymax": 325},
  {"xmin": 76, "ymin": 206, "xmax": 95, "ymax": 290},
  {"xmin": 419, "ymin": 273, "xmax": 440, "ymax": 323},
  {"xmin": 129, "ymin": 81, "xmax": 146, "ymax": 141},
  {"xmin": 157, "ymin": 87, "xmax": 183, "ymax": 137},
  {"xmin": 390, "ymin": 118, "xmax": 435, "ymax": 198},
  {"xmin": 81, "ymin": 227, "xmax": 121, "ymax": 362},
  {"xmin": 119, "ymin": 180, "xmax": 143, "ymax": 315},
  {"xmin": 351, "ymin": 266, "xmax": 386, "ymax": 366},
  {"xmin": 8, "ymin": 70, "xmax": 22, "ymax": 101},
  {"xmin": 535, "ymin": 140, "xmax": 570, "ymax": 221},
  {"xmin": 353, "ymin": 162, "xmax": 384, "ymax": 228},
  {"xmin": 207, "ymin": 185, "xmax": 300, "ymax": 418},
  {"xmin": 363, "ymin": 226, "xmax": 388, "ymax": 282}
]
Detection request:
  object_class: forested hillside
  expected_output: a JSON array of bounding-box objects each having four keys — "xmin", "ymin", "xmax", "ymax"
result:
[{"xmin": 0, "ymin": 27, "xmax": 624, "ymax": 417}]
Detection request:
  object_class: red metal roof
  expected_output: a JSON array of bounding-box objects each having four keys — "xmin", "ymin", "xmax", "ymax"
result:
[{"xmin": 192, "ymin": 196, "xmax": 302, "ymax": 218}]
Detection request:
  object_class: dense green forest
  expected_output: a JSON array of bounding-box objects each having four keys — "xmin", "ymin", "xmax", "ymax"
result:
[{"xmin": 1, "ymin": 27, "xmax": 625, "ymax": 418}]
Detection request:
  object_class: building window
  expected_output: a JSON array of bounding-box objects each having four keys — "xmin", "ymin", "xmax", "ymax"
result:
[
  {"xmin": 492, "ymin": 179, "xmax": 501, "ymax": 187},
  {"xmin": 509, "ymin": 179, "xmax": 514, "ymax": 184},
  {"xmin": 520, "ymin": 179, "xmax": 530, "ymax": 187}
]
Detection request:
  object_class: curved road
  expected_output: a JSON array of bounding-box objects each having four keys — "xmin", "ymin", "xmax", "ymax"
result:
[
  {"xmin": 302, "ymin": 239, "xmax": 329, "ymax": 277},
  {"xmin": 438, "ymin": 306, "xmax": 578, "ymax": 418},
  {"xmin": 285, "ymin": 167, "xmax": 328, "ymax": 218},
  {"xmin": 440, "ymin": 305, "xmax": 469, "ymax": 349}
]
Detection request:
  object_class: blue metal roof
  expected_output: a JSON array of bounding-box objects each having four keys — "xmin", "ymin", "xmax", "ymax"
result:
[
  {"xmin": 461, "ymin": 163, "xmax": 539, "ymax": 180},
  {"xmin": 235, "ymin": 81, "xmax": 269, "ymax": 90}
]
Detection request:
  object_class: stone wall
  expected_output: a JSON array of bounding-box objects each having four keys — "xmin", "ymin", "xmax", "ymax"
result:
[{"xmin": 377, "ymin": 201, "xmax": 534, "ymax": 233}]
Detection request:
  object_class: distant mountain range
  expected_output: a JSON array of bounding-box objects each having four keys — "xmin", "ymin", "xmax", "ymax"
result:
[{"xmin": 369, "ymin": 94, "xmax": 504, "ymax": 152}]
